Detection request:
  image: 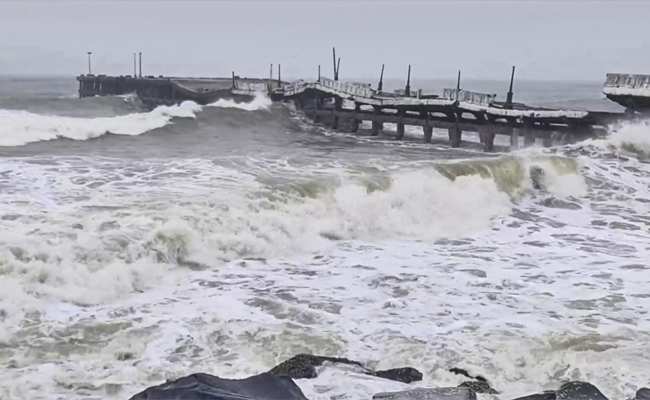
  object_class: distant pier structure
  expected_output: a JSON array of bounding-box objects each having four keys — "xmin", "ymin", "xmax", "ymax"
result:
[
  {"xmin": 76, "ymin": 50, "xmax": 630, "ymax": 152},
  {"xmin": 603, "ymin": 73, "xmax": 650, "ymax": 112}
]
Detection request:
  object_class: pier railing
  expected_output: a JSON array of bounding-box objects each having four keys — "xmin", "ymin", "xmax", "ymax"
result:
[
  {"xmin": 443, "ymin": 89, "xmax": 496, "ymax": 106},
  {"xmin": 319, "ymin": 77, "xmax": 375, "ymax": 98},
  {"xmin": 234, "ymin": 81, "xmax": 269, "ymax": 92},
  {"xmin": 604, "ymin": 73, "xmax": 650, "ymax": 89}
]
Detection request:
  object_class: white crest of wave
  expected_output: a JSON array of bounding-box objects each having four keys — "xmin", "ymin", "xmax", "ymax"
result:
[
  {"xmin": 582, "ymin": 119, "xmax": 650, "ymax": 157},
  {"xmin": 0, "ymin": 101, "xmax": 202, "ymax": 147},
  {"xmin": 208, "ymin": 92, "xmax": 272, "ymax": 111}
]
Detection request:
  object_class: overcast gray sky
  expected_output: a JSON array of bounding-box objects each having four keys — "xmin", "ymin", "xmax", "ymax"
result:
[{"xmin": 1, "ymin": 0, "xmax": 649, "ymax": 82}]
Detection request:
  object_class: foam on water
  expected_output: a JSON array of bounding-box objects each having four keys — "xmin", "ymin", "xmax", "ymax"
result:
[
  {"xmin": 4, "ymin": 147, "xmax": 649, "ymax": 399},
  {"xmin": 1, "ymin": 115, "xmax": 650, "ymax": 400},
  {"xmin": 0, "ymin": 101, "xmax": 202, "ymax": 147},
  {"xmin": 208, "ymin": 91, "xmax": 272, "ymax": 111}
]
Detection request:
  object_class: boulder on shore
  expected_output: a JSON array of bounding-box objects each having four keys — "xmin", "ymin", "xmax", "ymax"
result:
[
  {"xmin": 127, "ymin": 372, "xmax": 308, "ymax": 400},
  {"xmin": 267, "ymin": 353, "xmax": 423, "ymax": 384}
]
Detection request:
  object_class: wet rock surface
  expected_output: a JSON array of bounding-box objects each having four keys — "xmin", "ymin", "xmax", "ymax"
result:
[
  {"xmin": 267, "ymin": 354, "xmax": 423, "ymax": 384},
  {"xmin": 128, "ymin": 372, "xmax": 308, "ymax": 400}
]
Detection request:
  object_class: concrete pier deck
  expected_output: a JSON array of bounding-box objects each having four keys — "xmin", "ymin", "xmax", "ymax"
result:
[{"xmin": 276, "ymin": 76, "xmax": 624, "ymax": 151}]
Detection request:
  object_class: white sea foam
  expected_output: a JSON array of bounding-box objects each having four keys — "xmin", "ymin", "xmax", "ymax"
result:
[
  {"xmin": 579, "ymin": 119, "xmax": 650, "ymax": 157},
  {"xmin": 1, "ymin": 147, "xmax": 649, "ymax": 400},
  {"xmin": 0, "ymin": 101, "xmax": 202, "ymax": 147},
  {"xmin": 208, "ymin": 91, "xmax": 273, "ymax": 111}
]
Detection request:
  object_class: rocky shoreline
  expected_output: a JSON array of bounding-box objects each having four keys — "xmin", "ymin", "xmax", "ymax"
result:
[{"xmin": 127, "ymin": 354, "xmax": 648, "ymax": 400}]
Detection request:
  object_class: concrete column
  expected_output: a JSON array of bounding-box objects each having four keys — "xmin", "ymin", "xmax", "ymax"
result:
[
  {"xmin": 449, "ymin": 113, "xmax": 462, "ymax": 147},
  {"xmin": 331, "ymin": 98, "xmax": 342, "ymax": 129},
  {"xmin": 396, "ymin": 108, "xmax": 405, "ymax": 140},
  {"xmin": 350, "ymin": 102, "xmax": 361, "ymax": 133},
  {"xmin": 484, "ymin": 132, "xmax": 496, "ymax": 152},
  {"xmin": 371, "ymin": 106, "xmax": 383, "ymax": 136},
  {"xmin": 313, "ymin": 97, "xmax": 322, "ymax": 124},
  {"xmin": 523, "ymin": 119, "xmax": 535, "ymax": 146},
  {"xmin": 421, "ymin": 111, "xmax": 432, "ymax": 143}
]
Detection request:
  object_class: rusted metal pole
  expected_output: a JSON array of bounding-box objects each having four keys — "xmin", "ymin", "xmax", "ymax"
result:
[
  {"xmin": 378, "ymin": 64, "xmax": 384, "ymax": 91},
  {"xmin": 336, "ymin": 58, "xmax": 340, "ymax": 80},
  {"xmin": 506, "ymin": 66, "xmax": 516, "ymax": 108},
  {"xmin": 405, "ymin": 65, "xmax": 411, "ymax": 96},
  {"xmin": 332, "ymin": 47, "xmax": 337, "ymax": 80}
]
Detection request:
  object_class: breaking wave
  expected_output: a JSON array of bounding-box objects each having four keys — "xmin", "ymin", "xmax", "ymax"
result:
[
  {"xmin": 0, "ymin": 153, "xmax": 584, "ymax": 322},
  {"xmin": 0, "ymin": 92, "xmax": 274, "ymax": 147},
  {"xmin": 579, "ymin": 119, "xmax": 650, "ymax": 158},
  {"xmin": 208, "ymin": 92, "xmax": 272, "ymax": 111},
  {"xmin": 0, "ymin": 101, "xmax": 202, "ymax": 147}
]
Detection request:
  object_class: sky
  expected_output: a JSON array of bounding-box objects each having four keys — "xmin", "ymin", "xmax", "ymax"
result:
[{"xmin": 1, "ymin": 0, "xmax": 649, "ymax": 82}]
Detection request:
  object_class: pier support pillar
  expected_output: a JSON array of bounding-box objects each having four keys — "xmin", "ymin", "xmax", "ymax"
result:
[
  {"xmin": 421, "ymin": 111, "xmax": 432, "ymax": 143},
  {"xmin": 396, "ymin": 108, "xmax": 405, "ymax": 140},
  {"xmin": 449, "ymin": 114, "xmax": 462, "ymax": 147},
  {"xmin": 511, "ymin": 128, "xmax": 521, "ymax": 149},
  {"xmin": 484, "ymin": 132, "xmax": 496, "ymax": 152},
  {"xmin": 523, "ymin": 119, "xmax": 535, "ymax": 146},
  {"xmin": 542, "ymin": 137, "xmax": 553, "ymax": 148},
  {"xmin": 313, "ymin": 97, "xmax": 322, "ymax": 124},
  {"xmin": 350, "ymin": 102, "xmax": 361, "ymax": 133},
  {"xmin": 331, "ymin": 98, "xmax": 342, "ymax": 129},
  {"xmin": 371, "ymin": 106, "xmax": 383, "ymax": 136}
]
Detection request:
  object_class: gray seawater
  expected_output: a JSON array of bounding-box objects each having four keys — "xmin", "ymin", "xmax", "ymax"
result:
[{"xmin": 0, "ymin": 76, "xmax": 648, "ymax": 400}]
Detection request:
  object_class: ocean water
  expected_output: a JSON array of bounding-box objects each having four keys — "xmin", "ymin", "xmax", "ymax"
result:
[{"xmin": 0, "ymin": 76, "xmax": 648, "ymax": 400}]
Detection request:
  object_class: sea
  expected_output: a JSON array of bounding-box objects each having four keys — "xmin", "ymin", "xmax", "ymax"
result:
[{"xmin": 0, "ymin": 76, "xmax": 649, "ymax": 400}]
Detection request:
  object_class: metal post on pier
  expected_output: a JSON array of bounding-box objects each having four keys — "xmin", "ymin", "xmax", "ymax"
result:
[
  {"xmin": 318, "ymin": 65, "xmax": 321, "ymax": 82},
  {"xmin": 278, "ymin": 64, "xmax": 281, "ymax": 88},
  {"xmin": 332, "ymin": 47, "xmax": 340, "ymax": 81},
  {"xmin": 269, "ymin": 63, "xmax": 273, "ymax": 92},
  {"xmin": 332, "ymin": 47, "xmax": 337, "ymax": 80},
  {"xmin": 506, "ymin": 66, "xmax": 516, "ymax": 109},
  {"xmin": 133, "ymin": 53, "xmax": 136, "ymax": 77},
  {"xmin": 139, "ymin": 52, "xmax": 142, "ymax": 78},
  {"xmin": 405, "ymin": 65, "xmax": 411, "ymax": 97},
  {"xmin": 378, "ymin": 64, "xmax": 385, "ymax": 91},
  {"xmin": 232, "ymin": 71, "xmax": 235, "ymax": 89},
  {"xmin": 456, "ymin": 70, "xmax": 461, "ymax": 101},
  {"xmin": 87, "ymin": 52, "xmax": 92, "ymax": 75}
]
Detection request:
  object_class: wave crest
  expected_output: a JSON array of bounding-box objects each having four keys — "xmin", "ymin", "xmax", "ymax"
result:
[{"xmin": 0, "ymin": 101, "xmax": 202, "ymax": 147}]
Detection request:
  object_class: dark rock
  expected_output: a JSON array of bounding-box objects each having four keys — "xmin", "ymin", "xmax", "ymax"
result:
[
  {"xmin": 512, "ymin": 392, "xmax": 556, "ymax": 400},
  {"xmin": 128, "ymin": 372, "xmax": 308, "ymax": 400},
  {"xmin": 556, "ymin": 382, "xmax": 609, "ymax": 400},
  {"xmin": 373, "ymin": 387, "xmax": 477, "ymax": 400},
  {"xmin": 459, "ymin": 381, "xmax": 499, "ymax": 395},
  {"xmin": 372, "ymin": 367, "xmax": 423, "ymax": 384},
  {"xmin": 449, "ymin": 368, "xmax": 487, "ymax": 382},
  {"xmin": 268, "ymin": 354, "xmax": 422, "ymax": 384},
  {"xmin": 268, "ymin": 354, "xmax": 363, "ymax": 380},
  {"xmin": 72, "ymin": 223, "xmax": 84, "ymax": 230},
  {"xmin": 636, "ymin": 388, "xmax": 650, "ymax": 400},
  {"xmin": 449, "ymin": 367, "xmax": 497, "ymax": 394}
]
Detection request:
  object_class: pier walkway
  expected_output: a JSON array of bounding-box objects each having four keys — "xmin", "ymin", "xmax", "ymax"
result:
[{"xmin": 276, "ymin": 76, "xmax": 623, "ymax": 151}]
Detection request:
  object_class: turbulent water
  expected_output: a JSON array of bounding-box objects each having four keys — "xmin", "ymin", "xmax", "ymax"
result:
[{"xmin": 0, "ymin": 76, "xmax": 649, "ymax": 400}]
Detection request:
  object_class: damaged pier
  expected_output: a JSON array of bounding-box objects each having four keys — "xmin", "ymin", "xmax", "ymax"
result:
[
  {"xmin": 277, "ymin": 66, "xmax": 624, "ymax": 152},
  {"xmin": 77, "ymin": 74, "xmax": 285, "ymax": 108}
]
